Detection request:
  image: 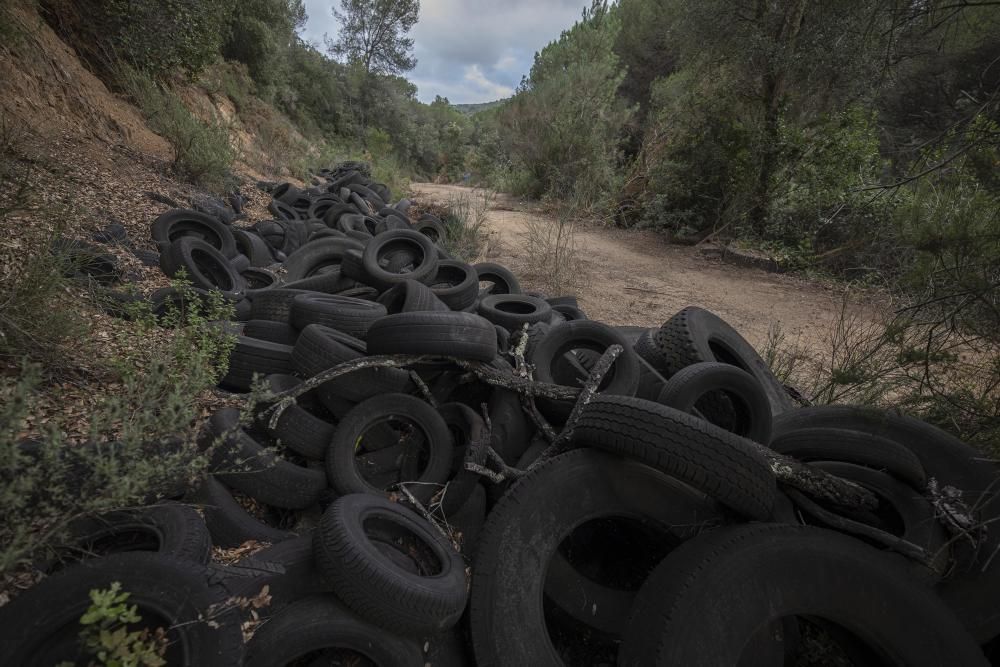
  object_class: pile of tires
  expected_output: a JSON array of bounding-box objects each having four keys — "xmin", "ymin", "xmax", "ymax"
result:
[{"xmin": 4, "ymin": 162, "xmax": 999, "ymax": 666}]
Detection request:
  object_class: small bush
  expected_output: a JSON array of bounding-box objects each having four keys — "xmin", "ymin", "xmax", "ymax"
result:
[
  {"xmin": 62, "ymin": 583, "xmax": 168, "ymax": 667},
  {"xmin": 117, "ymin": 66, "xmax": 235, "ymax": 189},
  {"xmin": 0, "ymin": 244, "xmax": 90, "ymax": 366},
  {"xmin": 441, "ymin": 190, "xmax": 497, "ymax": 262},
  {"xmin": 522, "ymin": 210, "xmax": 582, "ymax": 295},
  {"xmin": 0, "ymin": 285, "xmax": 235, "ymax": 574},
  {"xmin": 40, "ymin": 0, "xmax": 233, "ymax": 78}
]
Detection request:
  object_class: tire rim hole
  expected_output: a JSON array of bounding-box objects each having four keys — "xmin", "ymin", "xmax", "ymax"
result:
[{"xmin": 363, "ymin": 516, "xmax": 442, "ymax": 577}]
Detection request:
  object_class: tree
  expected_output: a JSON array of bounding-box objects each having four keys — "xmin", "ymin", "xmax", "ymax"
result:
[{"xmin": 328, "ymin": 0, "xmax": 419, "ymax": 76}]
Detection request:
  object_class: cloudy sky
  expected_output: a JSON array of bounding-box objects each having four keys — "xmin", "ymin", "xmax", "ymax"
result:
[{"xmin": 299, "ymin": 0, "xmax": 591, "ymax": 104}]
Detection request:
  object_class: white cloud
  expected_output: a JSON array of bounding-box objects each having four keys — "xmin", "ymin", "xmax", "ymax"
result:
[
  {"xmin": 463, "ymin": 65, "xmax": 514, "ymax": 100},
  {"xmin": 494, "ymin": 54, "xmax": 518, "ymax": 72},
  {"xmin": 302, "ymin": 0, "xmax": 589, "ymax": 103}
]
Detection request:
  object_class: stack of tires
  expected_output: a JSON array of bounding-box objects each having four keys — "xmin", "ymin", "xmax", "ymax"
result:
[{"xmin": 4, "ymin": 162, "xmax": 999, "ymax": 666}]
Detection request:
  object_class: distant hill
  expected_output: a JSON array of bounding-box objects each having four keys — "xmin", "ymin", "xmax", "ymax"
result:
[{"xmin": 452, "ymin": 100, "xmax": 505, "ymax": 116}]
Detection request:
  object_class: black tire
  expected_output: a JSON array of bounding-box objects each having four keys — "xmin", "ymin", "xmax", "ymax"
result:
[
  {"xmin": 474, "ymin": 263, "xmax": 521, "ymax": 296},
  {"xmin": 477, "ymin": 294, "xmax": 551, "ymax": 331},
  {"xmin": 619, "ymin": 524, "xmax": 987, "ymax": 667},
  {"xmin": 771, "ymin": 404, "xmax": 1000, "ymax": 641},
  {"xmin": 291, "ymin": 323, "xmax": 364, "ymax": 377},
  {"xmin": 654, "ymin": 306, "xmax": 795, "ymax": 414},
  {"xmin": 230, "ymin": 253, "xmax": 251, "ymax": 273},
  {"xmin": 186, "ymin": 476, "xmax": 293, "ymax": 548},
  {"xmin": 436, "ymin": 402, "xmax": 489, "ymax": 515},
  {"xmin": 339, "ymin": 248, "xmax": 369, "ymax": 282},
  {"xmin": 220, "ymin": 336, "xmax": 294, "ymax": 392},
  {"xmin": 469, "ymin": 449, "xmax": 722, "ymax": 666},
  {"xmin": 272, "ymin": 182, "xmax": 302, "ymax": 205},
  {"xmin": 374, "ymin": 216, "xmax": 411, "ymax": 235},
  {"xmin": 362, "ymin": 230, "xmax": 440, "ymax": 290},
  {"xmin": 656, "ymin": 361, "xmax": 773, "ymax": 443},
  {"xmin": 151, "ymin": 208, "xmax": 237, "ymax": 258},
  {"xmin": 769, "ymin": 427, "xmax": 926, "ymax": 488},
  {"xmin": 50, "ymin": 503, "xmax": 211, "ymax": 568},
  {"xmin": 241, "ymin": 267, "xmax": 279, "ymax": 291},
  {"xmin": 291, "ymin": 293, "xmax": 387, "ymax": 339},
  {"xmin": 269, "ymin": 199, "xmax": 301, "ymax": 222},
  {"xmin": 213, "ymin": 535, "xmax": 330, "ymax": 613},
  {"xmin": 232, "ymin": 228, "xmax": 274, "ymax": 267},
  {"xmin": 367, "ymin": 311, "xmax": 498, "ymax": 361},
  {"xmin": 635, "ymin": 354, "xmax": 667, "ymax": 401},
  {"xmin": 203, "ymin": 409, "xmax": 327, "ymax": 510},
  {"xmin": 313, "ymin": 494, "xmax": 468, "ymax": 636},
  {"xmin": 529, "ymin": 320, "xmax": 641, "ymax": 421},
  {"xmin": 348, "ymin": 183, "xmax": 386, "ymax": 207},
  {"xmin": 242, "ymin": 319, "xmax": 299, "ymax": 346},
  {"xmin": 284, "ymin": 237, "xmax": 364, "ymax": 281},
  {"xmin": 250, "ymin": 288, "xmax": 312, "ymax": 323},
  {"xmin": 245, "ymin": 594, "xmax": 423, "ymax": 666},
  {"xmin": 276, "ymin": 219, "xmax": 306, "ymax": 255},
  {"xmin": 573, "ymin": 395, "xmax": 777, "ymax": 519},
  {"xmin": 337, "ymin": 213, "xmax": 371, "ymax": 236},
  {"xmin": 0, "ymin": 552, "xmax": 244, "ymax": 667},
  {"xmin": 294, "ymin": 324, "xmax": 413, "ymax": 402},
  {"xmin": 413, "ymin": 217, "xmax": 448, "ymax": 244},
  {"xmin": 429, "ymin": 260, "xmax": 479, "ymax": 311},
  {"xmin": 282, "ymin": 270, "xmax": 356, "ymax": 295},
  {"xmin": 131, "ymin": 246, "xmax": 161, "ymax": 267},
  {"xmin": 325, "ymin": 394, "xmax": 453, "ymax": 505},
  {"xmin": 634, "ymin": 327, "xmax": 671, "ymax": 376},
  {"xmin": 486, "ymin": 388, "xmax": 534, "ymax": 464},
  {"xmin": 377, "ymin": 280, "xmax": 451, "ymax": 314},
  {"xmin": 447, "ymin": 482, "xmax": 486, "ymax": 556},
  {"xmin": 306, "ymin": 196, "xmax": 344, "ymax": 221},
  {"xmin": 159, "ymin": 237, "xmax": 246, "ymax": 299},
  {"xmin": 803, "ymin": 461, "xmax": 948, "ymax": 569},
  {"xmin": 551, "ymin": 303, "xmax": 587, "ymax": 321},
  {"xmin": 268, "ymin": 400, "xmax": 336, "ymax": 461},
  {"xmin": 322, "ymin": 202, "xmax": 358, "ymax": 227}
]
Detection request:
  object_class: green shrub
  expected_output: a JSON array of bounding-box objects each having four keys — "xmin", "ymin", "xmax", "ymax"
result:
[
  {"xmin": 59, "ymin": 583, "xmax": 168, "ymax": 667},
  {"xmin": 0, "ymin": 244, "xmax": 89, "ymax": 366},
  {"xmin": 117, "ymin": 66, "xmax": 235, "ymax": 189},
  {"xmin": 41, "ymin": 0, "xmax": 234, "ymax": 78},
  {"xmin": 0, "ymin": 285, "xmax": 235, "ymax": 574}
]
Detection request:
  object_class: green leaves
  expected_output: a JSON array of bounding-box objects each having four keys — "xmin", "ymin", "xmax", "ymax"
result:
[{"xmin": 74, "ymin": 583, "xmax": 168, "ymax": 667}]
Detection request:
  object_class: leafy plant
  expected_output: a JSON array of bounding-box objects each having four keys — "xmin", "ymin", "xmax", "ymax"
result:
[
  {"xmin": 57, "ymin": 583, "xmax": 168, "ymax": 667},
  {"xmin": 116, "ymin": 65, "xmax": 235, "ymax": 189},
  {"xmin": 0, "ymin": 284, "xmax": 235, "ymax": 573}
]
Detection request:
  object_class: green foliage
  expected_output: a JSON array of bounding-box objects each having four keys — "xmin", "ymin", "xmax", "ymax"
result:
[
  {"xmin": 61, "ymin": 583, "xmax": 167, "ymax": 667},
  {"xmin": 0, "ymin": 285, "xmax": 234, "ymax": 573},
  {"xmin": 117, "ymin": 66, "xmax": 235, "ymax": 189},
  {"xmin": 495, "ymin": 1, "xmax": 632, "ymax": 209},
  {"xmin": 0, "ymin": 126, "xmax": 88, "ymax": 366},
  {"xmin": 42, "ymin": 0, "xmax": 234, "ymax": 78},
  {"xmin": 329, "ymin": 0, "xmax": 419, "ymax": 76},
  {"xmin": 222, "ymin": 0, "xmax": 305, "ymax": 92},
  {"xmin": 0, "ymin": 244, "xmax": 90, "ymax": 365}
]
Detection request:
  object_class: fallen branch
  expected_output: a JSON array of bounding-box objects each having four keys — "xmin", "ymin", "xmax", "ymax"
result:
[
  {"xmin": 786, "ymin": 489, "xmax": 937, "ymax": 569},
  {"xmin": 255, "ymin": 351, "xmax": 880, "ymax": 511}
]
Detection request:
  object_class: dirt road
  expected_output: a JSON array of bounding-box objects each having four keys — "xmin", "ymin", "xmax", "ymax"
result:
[{"xmin": 412, "ymin": 183, "xmax": 877, "ymax": 352}]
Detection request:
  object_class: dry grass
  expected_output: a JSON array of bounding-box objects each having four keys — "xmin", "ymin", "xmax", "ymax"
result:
[
  {"xmin": 761, "ymin": 292, "xmax": 1000, "ymax": 454},
  {"xmin": 441, "ymin": 189, "xmax": 500, "ymax": 262},
  {"xmin": 521, "ymin": 209, "xmax": 582, "ymax": 295}
]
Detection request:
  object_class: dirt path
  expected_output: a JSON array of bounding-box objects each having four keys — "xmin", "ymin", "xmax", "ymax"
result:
[{"xmin": 412, "ymin": 183, "xmax": 878, "ymax": 352}]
